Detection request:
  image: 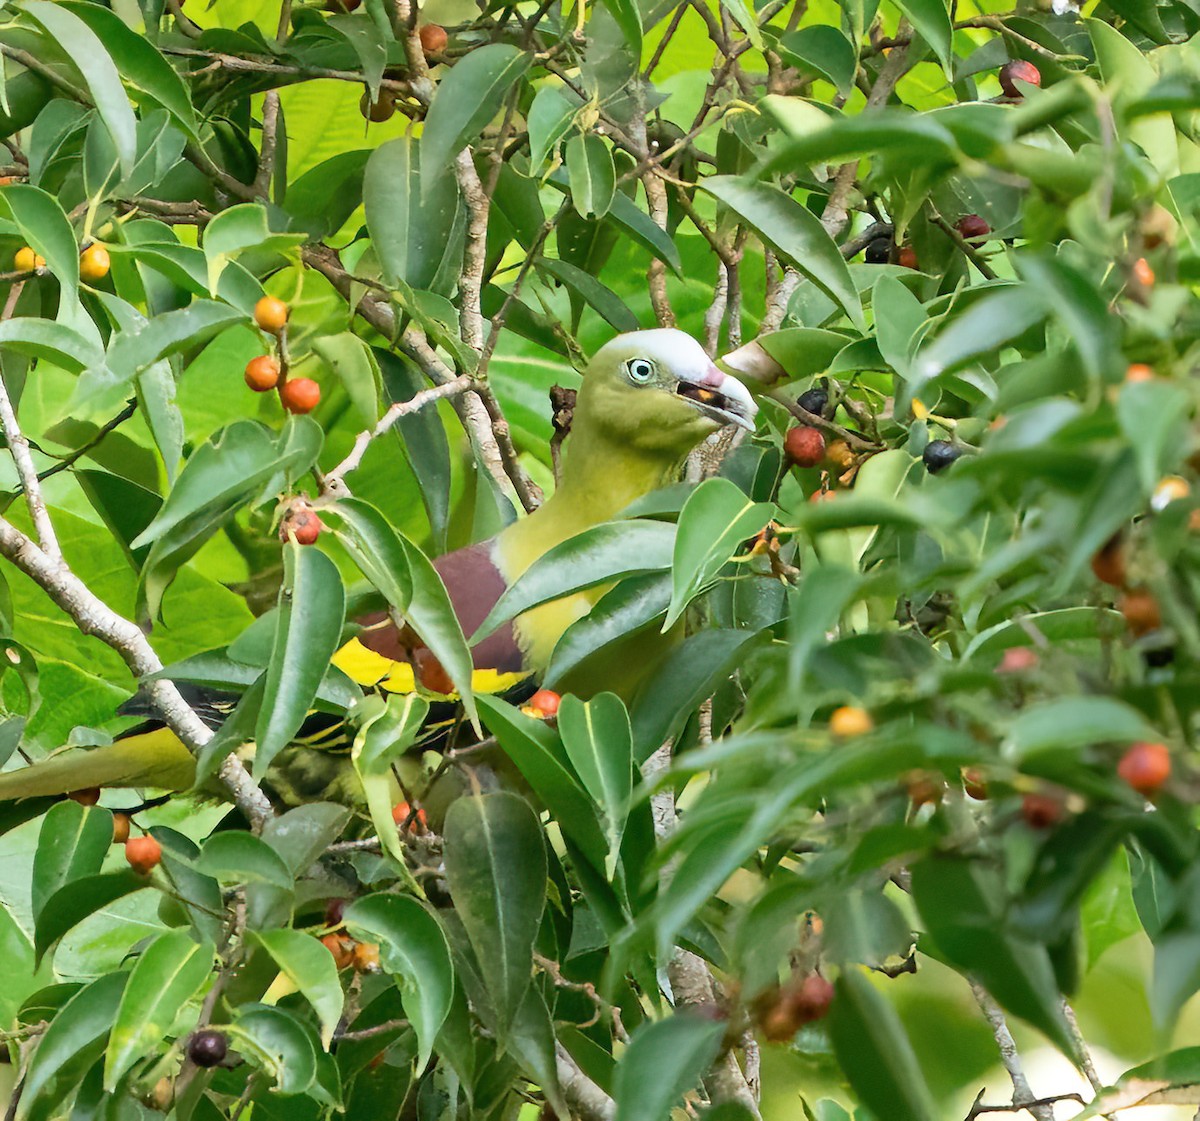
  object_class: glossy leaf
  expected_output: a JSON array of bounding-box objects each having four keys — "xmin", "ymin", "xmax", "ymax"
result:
[
  {"xmin": 254, "ymin": 543, "xmax": 346, "ymax": 777},
  {"xmin": 443, "ymin": 792, "xmax": 547, "ymax": 1033},
  {"xmin": 231, "ymin": 1005, "xmax": 319, "ymax": 1096},
  {"xmin": 567, "ymin": 133, "xmax": 616, "ymax": 219},
  {"xmin": 34, "ymin": 871, "xmax": 148, "ymax": 965},
  {"xmin": 104, "ymin": 931, "xmax": 213, "ymax": 1089},
  {"xmin": 665, "ymin": 477, "xmax": 774, "ymax": 630},
  {"xmin": 828, "ymin": 970, "xmax": 938, "ymax": 1121},
  {"xmin": 420, "ymin": 45, "xmax": 531, "ymax": 190},
  {"xmin": 19, "ymin": 971, "xmax": 127, "ymax": 1121},
  {"xmin": 31, "ymin": 801, "xmax": 113, "ymax": 923},
  {"xmin": 331, "ymin": 496, "xmax": 413, "ymax": 616},
  {"xmin": 473, "ymin": 519, "xmax": 675, "ymax": 642},
  {"xmin": 251, "ymin": 929, "xmax": 344, "ymax": 1048},
  {"xmin": 527, "ymin": 85, "xmax": 579, "ymax": 172},
  {"xmin": 345, "ymin": 894, "xmax": 455, "ymax": 1069},
  {"xmin": 613, "ymin": 1015, "xmax": 725, "ymax": 1121},
  {"xmin": 703, "ymin": 177, "xmax": 865, "ymax": 330},
  {"xmin": 196, "ymin": 832, "xmax": 294, "ymax": 891}
]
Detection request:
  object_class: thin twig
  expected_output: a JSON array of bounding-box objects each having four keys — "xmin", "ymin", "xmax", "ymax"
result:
[
  {"xmin": 970, "ymin": 983, "xmax": 1054, "ymax": 1121},
  {"xmin": 38, "ymin": 400, "xmax": 138, "ymax": 481}
]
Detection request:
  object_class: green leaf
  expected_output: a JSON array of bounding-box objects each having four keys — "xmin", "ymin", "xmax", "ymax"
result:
[
  {"xmin": 103, "ymin": 301, "xmax": 246, "ymax": 385},
  {"xmin": 20, "ymin": 2, "xmax": 137, "ymax": 173},
  {"xmin": 202, "ymin": 204, "xmax": 305, "ymax": 293},
  {"xmin": 1117, "ymin": 379, "xmax": 1192, "ymax": 493},
  {"xmin": 776, "ymin": 26, "xmax": 857, "ymax": 96},
  {"xmin": 420, "ymin": 45, "xmax": 531, "ymax": 192},
  {"xmin": 702, "ymin": 177, "xmax": 865, "ymax": 330},
  {"xmin": 0, "ymin": 318, "xmax": 101, "ymax": 372},
  {"xmin": 0, "ymin": 184, "xmax": 80, "ymax": 299},
  {"xmin": 557, "ymin": 693, "xmax": 633, "ymax": 875},
  {"xmin": 31, "ymin": 801, "xmax": 112, "ymax": 923},
  {"xmin": 828, "ymin": 970, "xmax": 938, "ymax": 1121},
  {"xmin": 567, "ymin": 133, "xmax": 616, "ymax": 219},
  {"xmin": 230, "ymin": 1005, "xmax": 318, "ymax": 1096},
  {"xmin": 196, "ymin": 832, "xmax": 295, "ymax": 891},
  {"xmin": 254, "ymin": 543, "xmax": 346, "ymax": 777},
  {"xmin": 474, "ymin": 694, "xmax": 608, "ymax": 874},
  {"xmin": 344, "ymin": 894, "xmax": 455, "ymax": 1070},
  {"xmin": 351, "ymin": 692, "xmax": 429, "ymax": 873},
  {"xmin": 19, "ymin": 971, "xmax": 127, "ymax": 1121},
  {"xmin": 613, "ymin": 1015, "xmax": 725, "ymax": 1121},
  {"xmin": 527, "ymin": 85, "xmax": 579, "ymax": 173},
  {"xmin": 104, "ymin": 931, "xmax": 213, "ymax": 1090},
  {"xmin": 473, "ymin": 519, "xmax": 675, "ymax": 643},
  {"xmin": 1006, "ymin": 697, "xmax": 1158, "ymax": 761},
  {"xmin": 364, "ymin": 137, "xmax": 465, "ymax": 292},
  {"xmin": 331, "ymin": 497, "xmax": 413, "ymax": 616},
  {"xmin": 398, "ymin": 534, "xmax": 478, "ymax": 729},
  {"xmin": 750, "ymin": 328, "xmax": 851, "ymax": 383},
  {"xmin": 443, "ymin": 792, "xmax": 547, "ymax": 1033},
  {"xmin": 536, "ymin": 257, "xmax": 640, "ymax": 333},
  {"xmin": 893, "ymin": 0, "xmax": 953, "ymax": 74},
  {"xmin": 34, "ymin": 870, "xmax": 149, "ymax": 965},
  {"xmin": 913, "ymin": 286, "xmax": 1047, "ymax": 384},
  {"xmin": 312, "ymin": 332, "xmax": 380, "ymax": 427},
  {"xmin": 58, "ymin": 1, "xmax": 199, "ymax": 140},
  {"xmin": 251, "ymin": 930, "xmax": 344, "ymax": 1048},
  {"xmin": 545, "ymin": 572, "xmax": 673, "ymax": 689},
  {"xmin": 910, "ymin": 856, "xmax": 1077, "ymax": 1057},
  {"xmin": 719, "ymin": 0, "xmax": 762, "ymax": 48},
  {"xmin": 665, "ymin": 477, "xmax": 774, "ymax": 630}
]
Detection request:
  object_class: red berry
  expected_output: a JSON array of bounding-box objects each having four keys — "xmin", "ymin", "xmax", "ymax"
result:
[
  {"xmin": 897, "ymin": 245, "xmax": 919, "ymax": 269},
  {"xmin": 391, "ymin": 802, "xmax": 429, "ymax": 833},
  {"xmin": 1132, "ymin": 257, "xmax": 1156, "ymax": 288},
  {"xmin": 997, "ymin": 646, "xmax": 1038, "ymax": 674},
  {"xmin": 419, "ymin": 23, "xmax": 448, "ymax": 54},
  {"xmin": 1021, "ymin": 792, "xmax": 1063, "ymax": 829},
  {"xmin": 962, "ymin": 768, "xmax": 988, "ymax": 800},
  {"xmin": 999, "ymin": 60, "xmax": 1041, "ymax": 98},
  {"xmin": 280, "ymin": 505, "xmax": 322, "ymax": 545},
  {"xmin": 125, "ymin": 834, "xmax": 162, "ymax": 874},
  {"xmin": 279, "ymin": 377, "xmax": 321, "ymax": 414},
  {"xmin": 529, "ymin": 689, "xmax": 561, "ymax": 717},
  {"xmin": 1118, "ymin": 741, "xmax": 1170, "ymax": 797},
  {"xmin": 1091, "ymin": 535, "xmax": 1127, "ymax": 587},
  {"xmin": 414, "ymin": 648, "xmax": 455, "ymax": 695},
  {"xmin": 244, "ymin": 355, "xmax": 281, "ymax": 392},
  {"xmin": 955, "ymin": 214, "xmax": 990, "ymax": 240},
  {"xmin": 69, "ymin": 787, "xmax": 101, "ymax": 806},
  {"xmin": 783, "ymin": 426, "xmax": 826, "ymax": 468},
  {"xmin": 1119, "ymin": 588, "xmax": 1161, "ymax": 637},
  {"xmin": 324, "ymin": 898, "xmax": 347, "ymax": 926}
]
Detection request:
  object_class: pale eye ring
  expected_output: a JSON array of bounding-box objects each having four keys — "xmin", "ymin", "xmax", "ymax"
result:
[{"xmin": 626, "ymin": 358, "xmax": 654, "ymax": 383}]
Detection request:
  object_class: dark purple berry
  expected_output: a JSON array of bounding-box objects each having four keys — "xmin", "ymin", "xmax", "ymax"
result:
[
  {"xmin": 865, "ymin": 237, "xmax": 891, "ymax": 264},
  {"xmin": 923, "ymin": 440, "xmax": 962, "ymax": 474},
  {"xmin": 188, "ymin": 1030, "xmax": 228, "ymax": 1068},
  {"xmin": 797, "ymin": 387, "xmax": 829, "ymax": 418}
]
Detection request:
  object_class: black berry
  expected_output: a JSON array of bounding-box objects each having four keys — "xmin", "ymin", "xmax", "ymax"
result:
[
  {"xmin": 865, "ymin": 237, "xmax": 891, "ymax": 264},
  {"xmin": 188, "ymin": 1030, "xmax": 228, "ymax": 1068},
  {"xmin": 923, "ymin": 440, "xmax": 962, "ymax": 474},
  {"xmin": 797, "ymin": 387, "xmax": 829, "ymax": 418}
]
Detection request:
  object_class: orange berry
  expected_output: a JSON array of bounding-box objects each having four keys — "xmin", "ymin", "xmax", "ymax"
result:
[
  {"xmin": 254, "ymin": 295, "xmax": 289, "ymax": 334},
  {"xmin": 244, "ymin": 355, "xmax": 281, "ymax": 392},
  {"xmin": 1132, "ymin": 257, "xmax": 1155, "ymax": 288},
  {"xmin": 1125, "ymin": 363, "xmax": 1155, "ymax": 383},
  {"xmin": 419, "ymin": 23, "xmax": 448, "ymax": 54},
  {"xmin": 279, "ymin": 377, "xmax": 320, "ymax": 414},
  {"xmin": 321, "ymin": 932, "xmax": 355, "ymax": 970},
  {"xmin": 68, "ymin": 787, "xmax": 101, "ymax": 806},
  {"xmin": 529, "ymin": 689, "xmax": 561, "ymax": 717},
  {"xmin": 14, "ymin": 246, "xmax": 44, "ymax": 272},
  {"xmin": 897, "ymin": 245, "xmax": 918, "ymax": 269},
  {"xmin": 809, "ymin": 488, "xmax": 836, "ymax": 503},
  {"xmin": 79, "ymin": 243, "xmax": 110, "ymax": 281},
  {"xmin": 830, "ymin": 706, "xmax": 873, "ymax": 737},
  {"xmin": 1118, "ymin": 741, "xmax": 1170, "ymax": 797},
  {"xmin": 359, "ymin": 90, "xmax": 396, "ymax": 123},
  {"xmin": 999, "ymin": 59, "xmax": 1041, "ymax": 97},
  {"xmin": 125, "ymin": 834, "xmax": 162, "ymax": 875},
  {"xmin": 112, "ymin": 813, "xmax": 131, "ymax": 844},
  {"xmin": 352, "ymin": 941, "xmax": 381, "ymax": 973},
  {"xmin": 825, "ymin": 439, "xmax": 855, "ymax": 470},
  {"xmin": 1091, "ymin": 535, "xmax": 1127, "ymax": 587},
  {"xmin": 1119, "ymin": 588, "xmax": 1162, "ymax": 637},
  {"xmin": 784, "ymin": 426, "xmax": 826, "ymax": 468},
  {"xmin": 391, "ymin": 801, "xmax": 429, "ymax": 833},
  {"xmin": 905, "ymin": 771, "xmax": 944, "ymax": 808}
]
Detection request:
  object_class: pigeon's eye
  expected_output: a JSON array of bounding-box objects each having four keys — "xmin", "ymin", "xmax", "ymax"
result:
[{"xmin": 626, "ymin": 358, "xmax": 654, "ymax": 383}]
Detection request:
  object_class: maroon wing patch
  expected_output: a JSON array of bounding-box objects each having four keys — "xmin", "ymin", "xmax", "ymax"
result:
[{"xmin": 355, "ymin": 539, "xmax": 524, "ymax": 674}]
